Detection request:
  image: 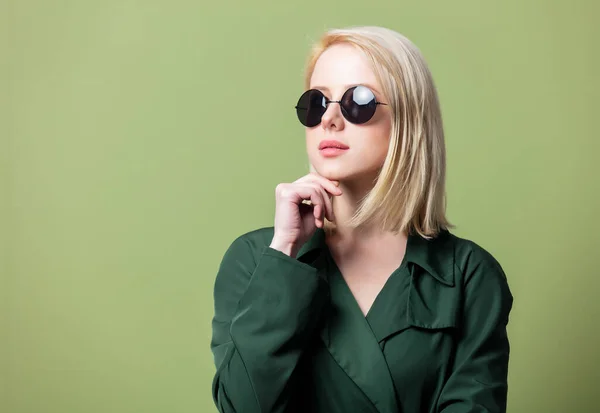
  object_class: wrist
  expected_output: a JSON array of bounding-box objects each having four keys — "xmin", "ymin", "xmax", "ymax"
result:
[{"xmin": 269, "ymin": 240, "xmax": 298, "ymax": 257}]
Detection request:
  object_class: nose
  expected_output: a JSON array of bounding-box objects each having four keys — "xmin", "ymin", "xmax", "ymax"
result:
[{"xmin": 320, "ymin": 101, "xmax": 345, "ymax": 131}]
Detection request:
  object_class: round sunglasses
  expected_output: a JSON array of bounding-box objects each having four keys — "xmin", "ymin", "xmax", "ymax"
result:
[{"xmin": 295, "ymin": 85, "xmax": 388, "ymax": 127}]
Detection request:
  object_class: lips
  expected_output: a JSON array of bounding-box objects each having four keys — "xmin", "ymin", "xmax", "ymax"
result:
[{"xmin": 319, "ymin": 140, "xmax": 349, "ymax": 150}]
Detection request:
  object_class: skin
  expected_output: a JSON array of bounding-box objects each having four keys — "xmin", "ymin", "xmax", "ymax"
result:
[
  {"xmin": 304, "ymin": 44, "xmax": 409, "ymax": 315},
  {"xmin": 306, "ymin": 44, "xmax": 401, "ymax": 244},
  {"xmin": 270, "ymin": 43, "xmax": 407, "ymax": 258},
  {"xmin": 270, "ymin": 44, "xmax": 408, "ymax": 313}
]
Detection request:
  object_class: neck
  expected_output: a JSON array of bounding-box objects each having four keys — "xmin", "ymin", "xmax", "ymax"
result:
[{"xmin": 328, "ymin": 175, "xmax": 383, "ymax": 241}]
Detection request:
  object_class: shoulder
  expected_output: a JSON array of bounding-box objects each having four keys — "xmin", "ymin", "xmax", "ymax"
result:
[
  {"xmin": 216, "ymin": 226, "xmax": 276, "ymax": 276},
  {"xmin": 447, "ymin": 232, "xmax": 506, "ymax": 279},
  {"xmin": 434, "ymin": 231, "xmax": 514, "ymax": 326},
  {"xmin": 238, "ymin": 226, "xmax": 276, "ymax": 247},
  {"xmin": 222, "ymin": 226, "xmax": 275, "ymax": 264},
  {"xmin": 445, "ymin": 231, "xmax": 512, "ymax": 302},
  {"xmin": 213, "ymin": 226, "xmax": 276, "ymax": 317}
]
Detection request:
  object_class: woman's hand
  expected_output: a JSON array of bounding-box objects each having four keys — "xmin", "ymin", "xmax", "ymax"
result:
[{"xmin": 269, "ymin": 172, "xmax": 342, "ymax": 257}]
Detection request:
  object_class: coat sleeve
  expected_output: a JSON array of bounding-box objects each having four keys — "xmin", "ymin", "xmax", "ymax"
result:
[
  {"xmin": 210, "ymin": 234, "xmax": 329, "ymax": 413},
  {"xmin": 436, "ymin": 246, "xmax": 514, "ymax": 413}
]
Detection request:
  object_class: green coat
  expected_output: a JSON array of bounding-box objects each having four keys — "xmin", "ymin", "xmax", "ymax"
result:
[{"xmin": 210, "ymin": 226, "xmax": 513, "ymax": 413}]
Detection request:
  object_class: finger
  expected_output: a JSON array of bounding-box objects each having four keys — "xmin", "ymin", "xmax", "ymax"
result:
[
  {"xmin": 281, "ymin": 183, "xmax": 333, "ymax": 223},
  {"xmin": 295, "ymin": 173, "xmax": 342, "ymax": 196},
  {"xmin": 308, "ymin": 172, "xmax": 343, "ymax": 195},
  {"xmin": 305, "ymin": 185, "xmax": 330, "ymax": 224},
  {"xmin": 302, "ymin": 182, "xmax": 334, "ymax": 222},
  {"xmin": 316, "ymin": 185, "xmax": 334, "ymax": 222},
  {"xmin": 278, "ymin": 183, "xmax": 320, "ymax": 206}
]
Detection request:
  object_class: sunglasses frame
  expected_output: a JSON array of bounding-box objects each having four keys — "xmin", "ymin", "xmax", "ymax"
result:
[{"xmin": 295, "ymin": 85, "xmax": 388, "ymax": 127}]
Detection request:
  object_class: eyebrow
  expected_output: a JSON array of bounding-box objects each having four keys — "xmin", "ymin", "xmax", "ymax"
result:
[{"xmin": 311, "ymin": 83, "xmax": 383, "ymax": 96}]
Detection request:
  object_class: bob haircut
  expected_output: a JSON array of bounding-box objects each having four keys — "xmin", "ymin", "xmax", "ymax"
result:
[{"xmin": 304, "ymin": 25, "xmax": 453, "ymax": 239}]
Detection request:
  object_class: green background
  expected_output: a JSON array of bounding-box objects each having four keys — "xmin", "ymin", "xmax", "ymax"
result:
[{"xmin": 2, "ymin": 0, "xmax": 598, "ymax": 412}]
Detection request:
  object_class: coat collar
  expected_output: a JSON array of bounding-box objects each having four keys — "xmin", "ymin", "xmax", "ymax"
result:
[
  {"xmin": 294, "ymin": 227, "xmax": 457, "ymax": 413},
  {"xmin": 296, "ymin": 227, "xmax": 455, "ymax": 287}
]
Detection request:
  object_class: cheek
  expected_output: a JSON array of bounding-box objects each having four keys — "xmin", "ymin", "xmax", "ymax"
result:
[
  {"xmin": 375, "ymin": 123, "xmax": 392, "ymax": 159},
  {"xmin": 355, "ymin": 142, "xmax": 388, "ymax": 165},
  {"xmin": 305, "ymin": 131, "xmax": 318, "ymax": 159},
  {"xmin": 358, "ymin": 127, "xmax": 391, "ymax": 160}
]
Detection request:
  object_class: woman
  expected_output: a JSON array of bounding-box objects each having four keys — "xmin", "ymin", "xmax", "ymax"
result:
[{"xmin": 210, "ymin": 25, "xmax": 513, "ymax": 413}]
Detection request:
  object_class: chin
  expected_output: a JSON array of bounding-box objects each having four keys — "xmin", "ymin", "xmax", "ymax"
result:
[
  {"xmin": 316, "ymin": 167, "xmax": 362, "ymax": 183},
  {"xmin": 314, "ymin": 161, "xmax": 380, "ymax": 184},
  {"xmin": 311, "ymin": 162, "xmax": 345, "ymax": 180}
]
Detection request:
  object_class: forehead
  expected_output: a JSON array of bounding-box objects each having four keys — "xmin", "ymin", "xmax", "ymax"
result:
[{"xmin": 309, "ymin": 44, "xmax": 380, "ymax": 91}]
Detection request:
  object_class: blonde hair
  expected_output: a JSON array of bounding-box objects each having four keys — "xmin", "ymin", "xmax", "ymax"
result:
[{"xmin": 303, "ymin": 26, "xmax": 453, "ymax": 239}]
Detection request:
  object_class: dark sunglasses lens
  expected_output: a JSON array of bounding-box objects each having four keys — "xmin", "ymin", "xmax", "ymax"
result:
[
  {"xmin": 341, "ymin": 86, "xmax": 378, "ymax": 124},
  {"xmin": 296, "ymin": 89, "xmax": 327, "ymax": 127}
]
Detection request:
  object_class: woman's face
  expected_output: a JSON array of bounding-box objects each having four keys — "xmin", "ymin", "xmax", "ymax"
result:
[{"xmin": 305, "ymin": 43, "xmax": 392, "ymax": 184}]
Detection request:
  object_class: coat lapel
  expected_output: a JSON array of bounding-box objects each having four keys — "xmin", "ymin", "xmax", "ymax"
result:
[
  {"xmin": 365, "ymin": 260, "xmax": 459, "ymax": 344},
  {"xmin": 295, "ymin": 228, "xmax": 399, "ymax": 413},
  {"xmin": 365, "ymin": 229, "xmax": 459, "ymax": 343},
  {"xmin": 319, "ymin": 251, "xmax": 400, "ymax": 413},
  {"xmin": 294, "ymin": 227, "xmax": 459, "ymax": 413}
]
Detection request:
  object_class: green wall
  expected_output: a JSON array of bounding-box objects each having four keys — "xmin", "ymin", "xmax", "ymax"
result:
[{"xmin": 2, "ymin": 1, "xmax": 598, "ymax": 412}]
